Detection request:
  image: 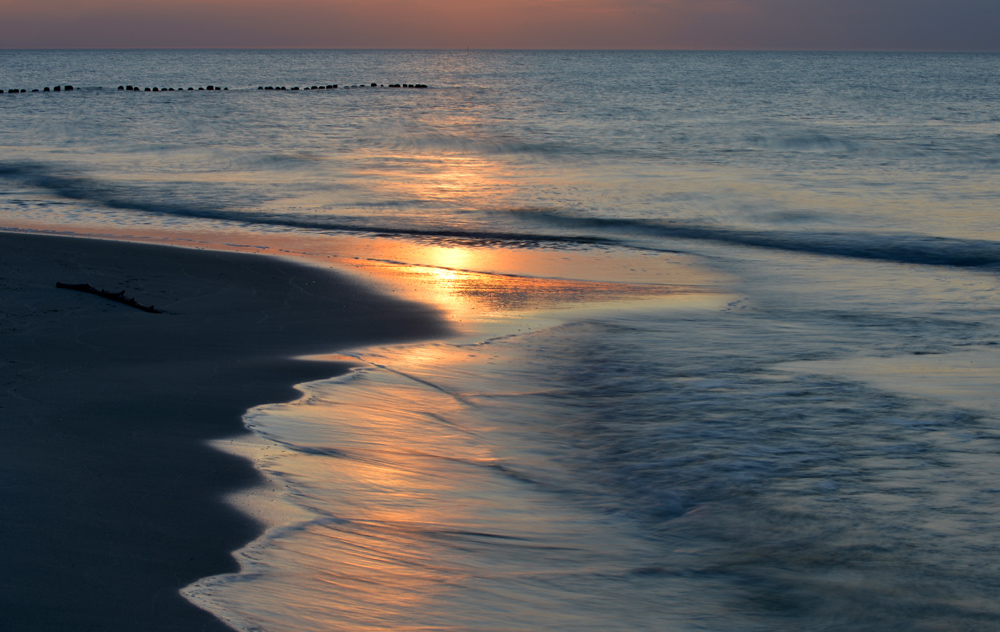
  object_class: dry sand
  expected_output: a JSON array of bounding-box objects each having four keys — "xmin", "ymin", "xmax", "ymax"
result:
[{"xmin": 0, "ymin": 232, "xmax": 449, "ymax": 631}]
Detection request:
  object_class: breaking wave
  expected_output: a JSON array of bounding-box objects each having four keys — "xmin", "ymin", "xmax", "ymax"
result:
[{"xmin": 7, "ymin": 161, "xmax": 1000, "ymax": 270}]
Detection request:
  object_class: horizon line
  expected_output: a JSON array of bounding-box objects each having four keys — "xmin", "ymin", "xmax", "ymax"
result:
[{"xmin": 2, "ymin": 47, "xmax": 998, "ymax": 53}]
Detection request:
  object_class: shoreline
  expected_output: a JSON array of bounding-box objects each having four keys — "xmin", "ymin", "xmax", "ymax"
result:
[{"xmin": 0, "ymin": 231, "xmax": 450, "ymax": 631}]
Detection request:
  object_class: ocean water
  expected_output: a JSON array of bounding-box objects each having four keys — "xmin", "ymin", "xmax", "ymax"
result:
[{"xmin": 3, "ymin": 50, "xmax": 1000, "ymax": 630}]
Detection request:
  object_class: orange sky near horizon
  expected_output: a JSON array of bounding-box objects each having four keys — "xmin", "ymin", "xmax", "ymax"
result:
[{"xmin": 0, "ymin": 0, "xmax": 997, "ymax": 50}]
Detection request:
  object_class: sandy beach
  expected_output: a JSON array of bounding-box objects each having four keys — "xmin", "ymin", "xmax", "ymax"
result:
[{"xmin": 0, "ymin": 231, "xmax": 448, "ymax": 631}]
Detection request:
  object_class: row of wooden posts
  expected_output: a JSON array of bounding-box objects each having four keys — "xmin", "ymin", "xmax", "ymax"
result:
[
  {"xmin": 3, "ymin": 85, "xmax": 74, "ymax": 93},
  {"xmin": 4, "ymin": 83, "xmax": 429, "ymax": 94}
]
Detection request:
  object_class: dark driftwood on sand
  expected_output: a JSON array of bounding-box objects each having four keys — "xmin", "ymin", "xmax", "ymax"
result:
[{"xmin": 56, "ymin": 282, "xmax": 162, "ymax": 313}]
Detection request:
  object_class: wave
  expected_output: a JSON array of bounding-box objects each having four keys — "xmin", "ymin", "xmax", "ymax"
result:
[
  {"xmin": 380, "ymin": 132, "xmax": 573, "ymax": 156},
  {"xmin": 6, "ymin": 160, "xmax": 1000, "ymax": 269},
  {"xmin": 0, "ymin": 162, "xmax": 234, "ymax": 217},
  {"xmin": 746, "ymin": 132, "xmax": 859, "ymax": 154},
  {"xmin": 0, "ymin": 161, "xmax": 615, "ymax": 247},
  {"xmin": 508, "ymin": 209, "xmax": 1000, "ymax": 268}
]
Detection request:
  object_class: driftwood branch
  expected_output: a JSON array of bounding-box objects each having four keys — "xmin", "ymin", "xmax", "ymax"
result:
[{"xmin": 56, "ymin": 282, "xmax": 162, "ymax": 314}]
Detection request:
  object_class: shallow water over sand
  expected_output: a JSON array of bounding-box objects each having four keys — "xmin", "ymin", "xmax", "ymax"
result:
[{"xmin": 189, "ymin": 256, "xmax": 1000, "ymax": 632}]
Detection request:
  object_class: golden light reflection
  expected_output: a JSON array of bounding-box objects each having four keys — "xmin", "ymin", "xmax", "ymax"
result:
[
  {"xmin": 342, "ymin": 137, "xmax": 727, "ymax": 322},
  {"xmin": 358, "ymin": 152, "xmax": 515, "ymax": 213},
  {"xmin": 1, "ymin": 217, "xmax": 727, "ymax": 333},
  {"xmin": 427, "ymin": 243, "xmax": 475, "ymax": 272},
  {"xmin": 356, "ymin": 257, "xmax": 711, "ymax": 324},
  {"xmin": 199, "ymin": 326, "xmax": 677, "ymax": 630}
]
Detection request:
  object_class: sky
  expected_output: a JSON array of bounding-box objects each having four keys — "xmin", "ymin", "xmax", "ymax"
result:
[{"xmin": 0, "ymin": 0, "xmax": 997, "ymax": 51}]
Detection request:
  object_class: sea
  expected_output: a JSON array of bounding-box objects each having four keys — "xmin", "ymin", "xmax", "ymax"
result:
[{"xmin": 3, "ymin": 50, "xmax": 1000, "ymax": 631}]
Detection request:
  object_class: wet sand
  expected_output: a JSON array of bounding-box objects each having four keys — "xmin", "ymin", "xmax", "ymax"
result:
[{"xmin": 0, "ymin": 231, "xmax": 449, "ymax": 631}]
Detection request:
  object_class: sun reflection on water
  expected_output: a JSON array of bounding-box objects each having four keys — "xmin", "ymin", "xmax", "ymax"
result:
[
  {"xmin": 356, "ymin": 150, "xmax": 520, "ymax": 216},
  {"xmin": 192, "ymin": 332, "xmax": 717, "ymax": 632},
  {"xmin": 3, "ymin": 216, "xmax": 724, "ymax": 331}
]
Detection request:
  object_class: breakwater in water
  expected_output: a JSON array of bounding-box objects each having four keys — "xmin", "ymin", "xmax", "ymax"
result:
[
  {"xmin": 3, "ymin": 84, "xmax": 74, "ymax": 93},
  {"xmin": 3, "ymin": 82, "xmax": 429, "ymax": 94}
]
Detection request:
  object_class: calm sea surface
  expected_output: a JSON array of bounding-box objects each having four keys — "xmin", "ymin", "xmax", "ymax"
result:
[{"xmin": 3, "ymin": 50, "xmax": 1000, "ymax": 630}]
